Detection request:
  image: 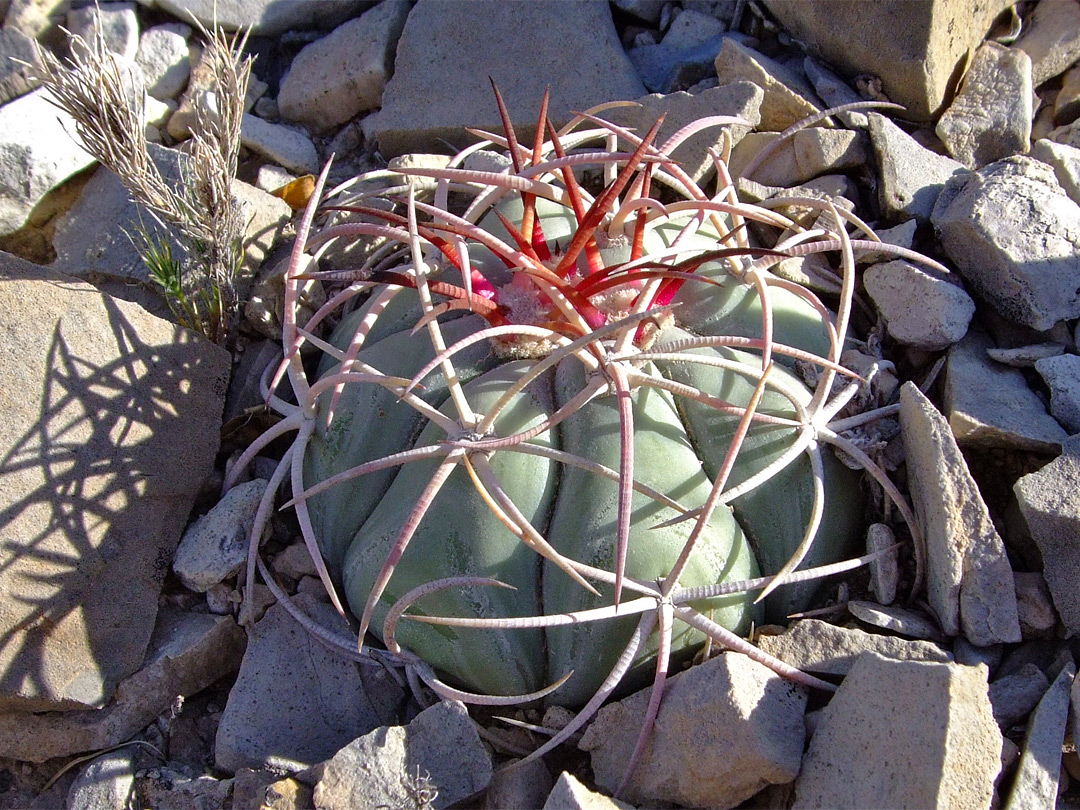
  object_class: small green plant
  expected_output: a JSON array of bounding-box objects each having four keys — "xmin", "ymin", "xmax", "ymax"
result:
[{"xmin": 27, "ymin": 18, "xmax": 252, "ymax": 344}]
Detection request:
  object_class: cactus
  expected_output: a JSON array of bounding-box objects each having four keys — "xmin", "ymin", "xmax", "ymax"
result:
[{"xmin": 228, "ymin": 89, "xmax": 940, "ymax": 779}]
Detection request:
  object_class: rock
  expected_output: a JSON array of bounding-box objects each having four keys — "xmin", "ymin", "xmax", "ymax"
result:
[
  {"xmin": 763, "ymin": 0, "xmax": 1013, "ymax": 121},
  {"xmin": 867, "ymin": 112, "xmax": 965, "ymax": 223},
  {"xmin": 66, "ymin": 749, "xmax": 136, "ymax": 810},
  {"xmin": 730, "ymin": 127, "xmax": 867, "ymax": 187},
  {"xmin": 802, "ymin": 56, "xmax": 867, "ymax": 127},
  {"xmin": 864, "ymin": 258, "xmax": 974, "ymax": 350},
  {"xmin": 579, "ymin": 652, "xmax": 806, "ymax": 808},
  {"xmin": 792, "ymin": 654, "xmax": 1001, "ymax": 808},
  {"xmin": 932, "ymin": 155, "xmax": 1080, "ymax": 331},
  {"xmin": 0, "ymin": 607, "xmax": 244, "ymax": 761},
  {"xmin": 899, "ymin": 383, "xmax": 1022, "ymax": 646},
  {"xmin": 167, "ymin": 43, "xmax": 262, "ymax": 141},
  {"xmin": 989, "ymin": 662, "xmax": 1051, "ymax": 729},
  {"xmin": 1056, "ymin": 64, "xmax": 1080, "ymax": 125},
  {"xmin": 1014, "ymin": 437, "xmax": 1080, "ymax": 636},
  {"xmin": 215, "ymin": 593, "xmax": 403, "ymax": 773},
  {"xmin": 712, "ymin": 37, "xmax": 821, "ymax": 131},
  {"xmin": 1005, "ymin": 662, "xmax": 1076, "ymax": 809},
  {"xmin": 144, "ymin": 0, "xmax": 364, "ymax": 36},
  {"xmin": 986, "ymin": 342, "xmax": 1066, "ymax": 367},
  {"xmin": 1034, "ymin": 353, "xmax": 1080, "ymax": 433},
  {"xmin": 135, "ymin": 768, "xmax": 232, "ymax": 810},
  {"xmin": 944, "ymin": 331, "xmax": 1068, "ymax": 452},
  {"xmin": 847, "ymin": 601, "xmax": 946, "ymax": 642},
  {"xmin": 483, "ymin": 758, "xmax": 555, "ymax": 810},
  {"xmin": 1030, "ymin": 138, "xmax": 1080, "ymax": 204},
  {"xmin": 543, "ymin": 772, "xmax": 633, "ymax": 810},
  {"xmin": 0, "ymin": 27, "xmax": 42, "ymax": 105},
  {"xmin": 66, "ymin": 1, "xmax": 139, "ymax": 64},
  {"xmin": 172, "ymin": 479, "xmax": 269, "ymax": 592},
  {"xmin": 135, "ymin": 23, "xmax": 192, "ymax": 101},
  {"xmin": 611, "ymin": 0, "xmax": 664, "ymax": 24},
  {"xmin": 240, "ymin": 114, "xmax": 319, "ymax": 175},
  {"xmin": 756, "ymin": 619, "xmax": 952, "ymax": 676},
  {"xmin": 0, "ymin": 254, "xmax": 229, "ymax": 712},
  {"xmin": 954, "ymin": 638, "xmax": 1003, "ymax": 672},
  {"xmin": 244, "ymin": 251, "xmax": 325, "ymax": 341},
  {"xmin": 935, "ymin": 42, "xmax": 1032, "ymax": 169},
  {"xmin": 0, "ymin": 88, "xmax": 96, "ymax": 236},
  {"xmin": 373, "ymin": 0, "xmax": 645, "ymax": 156},
  {"xmin": 866, "ymin": 522, "xmax": 898, "ymax": 605},
  {"xmin": 233, "ymin": 769, "xmax": 314, "ymax": 810},
  {"xmin": 277, "ymin": 0, "xmax": 412, "ymax": 133},
  {"xmin": 854, "ymin": 219, "xmax": 918, "ymax": 265},
  {"xmin": 312, "ymin": 700, "xmax": 491, "ymax": 810},
  {"xmin": 599, "ymin": 82, "xmax": 762, "ymax": 183},
  {"xmin": 1014, "ymin": 571, "xmax": 1060, "ymax": 638},
  {"xmin": 270, "ymin": 542, "xmax": 319, "ymax": 580},
  {"xmin": 627, "ymin": 10, "xmax": 727, "ymax": 93},
  {"xmin": 1013, "ymin": 0, "xmax": 1080, "ymax": 86}
]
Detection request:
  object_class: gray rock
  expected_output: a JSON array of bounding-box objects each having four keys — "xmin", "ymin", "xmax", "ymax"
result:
[
  {"xmin": 899, "ymin": 383, "xmax": 1022, "ymax": 646},
  {"xmin": 866, "ymin": 522, "xmax": 898, "ymax": 605},
  {"xmin": 730, "ymin": 127, "xmax": 867, "ymax": 187},
  {"xmin": 932, "ymin": 155, "xmax": 1080, "ymax": 331},
  {"xmin": 990, "ymin": 662, "xmax": 1051, "ymax": 729},
  {"xmin": 66, "ymin": 749, "xmax": 136, "ymax": 810},
  {"xmin": 483, "ymin": 758, "xmax": 555, "ymax": 810},
  {"xmin": 986, "ymin": 342, "xmax": 1066, "ymax": 367},
  {"xmin": 0, "ymin": 607, "xmax": 244, "ymax": 761},
  {"xmin": 954, "ymin": 638, "xmax": 1003, "ymax": 672},
  {"xmin": 543, "ymin": 772, "xmax": 633, "ymax": 810},
  {"xmin": 270, "ymin": 542, "xmax": 319, "ymax": 580},
  {"xmin": 756, "ymin": 619, "xmax": 952, "ymax": 677},
  {"xmin": 172, "ymin": 479, "xmax": 269, "ymax": 592},
  {"xmin": 1030, "ymin": 138, "xmax": 1080, "ymax": 204},
  {"xmin": 0, "ymin": 255, "xmax": 229, "ymax": 712},
  {"xmin": 313, "ymin": 700, "xmax": 491, "ymax": 810},
  {"xmin": 66, "ymin": 1, "xmax": 139, "ymax": 64},
  {"xmin": 945, "ymin": 331, "xmax": 1068, "ymax": 452},
  {"xmin": 215, "ymin": 593, "xmax": 403, "ymax": 773},
  {"xmin": 0, "ymin": 27, "xmax": 42, "ymax": 105},
  {"xmin": 136, "ymin": 768, "xmax": 232, "ymax": 810},
  {"xmin": 579, "ymin": 652, "xmax": 806, "ymax": 809},
  {"xmin": 277, "ymin": 0, "xmax": 412, "ymax": 133},
  {"xmin": 600, "ymin": 82, "xmax": 762, "ymax": 183},
  {"xmin": 802, "ymin": 56, "xmax": 867, "ymax": 127},
  {"xmin": 1034, "ymin": 353, "xmax": 1080, "ymax": 433},
  {"xmin": 792, "ymin": 654, "xmax": 1001, "ymax": 809},
  {"xmin": 712, "ymin": 37, "xmax": 821, "ymax": 131},
  {"xmin": 373, "ymin": 0, "xmax": 645, "ymax": 156},
  {"xmin": 847, "ymin": 601, "xmax": 945, "ymax": 642},
  {"xmin": 135, "ymin": 23, "xmax": 192, "ymax": 101},
  {"xmin": 1005, "ymin": 662, "xmax": 1076, "ymax": 809},
  {"xmin": 611, "ymin": 0, "xmax": 664, "ymax": 24},
  {"xmin": 1013, "ymin": 438, "xmax": 1080, "ymax": 636},
  {"xmin": 864, "ymin": 258, "xmax": 974, "ymax": 350},
  {"xmin": 1013, "ymin": 0, "xmax": 1080, "ymax": 85},
  {"xmin": 240, "ymin": 114, "xmax": 319, "ymax": 175},
  {"xmin": 145, "ymin": 0, "xmax": 365, "ymax": 36},
  {"xmin": 867, "ymin": 112, "xmax": 965, "ymax": 223},
  {"xmin": 1014, "ymin": 571, "xmax": 1059, "ymax": 638},
  {"xmin": 0, "ymin": 88, "xmax": 96, "ymax": 236},
  {"xmin": 1056, "ymin": 64, "xmax": 1080, "ymax": 125},
  {"xmin": 935, "ymin": 42, "xmax": 1032, "ymax": 169},
  {"xmin": 854, "ymin": 219, "xmax": 918, "ymax": 265},
  {"xmin": 628, "ymin": 11, "xmax": 727, "ymax": 93}
]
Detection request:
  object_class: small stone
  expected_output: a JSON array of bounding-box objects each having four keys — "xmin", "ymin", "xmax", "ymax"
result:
[
  {"xmin": 1014, "ymin": 572, "xmax": 1059, "ymax": 638},
  {"xmin": 255, "ymin": 164, "xmax": 296, "ymax": 195},
  {"xmin": 803, "ymin": 56, "xmax": 867, "ymax": 127},
  {"xmin": 755, "ymin": 619, "xmax": 952, "ymax": 676},
  {"xmin": 149, "ymin": 0, "xmax": 362, "ymax": 37},
  {"xmin": 847, "ymin": 601, "xmax": 945, "ymax": 642},
  {"xmin": 206, "ymin": 583, "xmax": 236, "ymax": 616},
  {"xmin": 313, "ymin": 700, "xmax": 491, "ymax": 810},
  {"xmin": 245, "ymin": 251, "xmax": 326, "ymax": 341},
  {"xmin": 542, "ymin": 772, "xmax": 633, "ymax": 809},
  {"xmin": 899, "ymin": 383, "xmax": 1022, "ymax": 646},
  {"xmin": 954, "ymin": 638, "xmax": 1003, "ymax": 672},
  {"xmin": 792, "ymin": 654, "xmax": 1001, "ymax": 809},
  {"xmin": 866, "ymin": 523, "xmax": 898, "ymax": 605},
  {"xmin": 945, "ymin": 331, "xmax": 1067, "ymax": 452},
  {"xmin": 1005, "ymin": 662, "xmax": 1076, "ymax": 809},
  {"xmin": 66, "ymin": 1, "xmax": 139, "ymax": 64},
  {"xmin": 1030, "ymin": 138, "xmax": 1080, "ymax": 205},
  {"xmin": 483, "ymin": 758, "xmax": 555, "ymax": 810},
  {"xmin": 271, "ymin": 542, "xmax": 319, "ymax": 580},
  {"xmin": 1034, "ymin": 353, "xmax": 1080, "ymax": 433},
  {"xmin": 730, "ymin": 127, "xmax": 867, "ymax": 187},
  {"xmin": 172, "ymin": 479, "xmax": 270, "ymax": 593},
  {"xmin": 1055, "ymin": 64, "xmax": 1080, "ymax": 125},
  {"xmin": 579, "ymin": 652, "xmax": 806, "ymax": 809},
  {"xmin": 611, "ymin": 0, "xmax": 664, "ymax": 24},
  {"xmin": 713, "ymin": 37, "xmax": 821, "ymax": 131},
  {"xmin": 867, "ymin": 112, "xmax": 965, "ymax": 223},
  {"xmin": 854, "ymin": 219, "xmax": 917, "ymax": 265},
  {"xmin": 1013, "ymin": 0, "xmax": 1080, "ymax": 85},
  {"xmin": 986, "ymin": 342, "xmax": 1066, "ymax": 367},
  {"xmin": 241, "ymin": 113, "xmax": 319, "ymax": 175},
  {"xmin": 989, "ymin": 663, "xmax": 1051, "ymax": 729},
  {"xmin": 864, "ymin": 258, "xmax": 974, "ymax": 350},
  {"xmin": 935, "ymin": 42, "xmax": 1032, "ymax": 169},
  {"xmin": 135, "ymin": 23, "xmax": 191, "ymax": 101},
  {"xmin": 136, "ymin": 768, "xmax": 231, "ymax": 810},
  {"xmin": 66, "ymin": 750, "xmax": 136, "ymax": 810}
]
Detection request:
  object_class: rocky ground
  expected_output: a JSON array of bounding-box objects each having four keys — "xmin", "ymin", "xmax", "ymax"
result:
[{"xmin": 0, "ymin": 0, "xmax": 1079, "ymax": 808}]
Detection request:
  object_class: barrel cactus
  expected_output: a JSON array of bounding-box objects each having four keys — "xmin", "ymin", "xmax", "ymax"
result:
[{"xmin": 229, "ymin": 89, "xmax": 938, "ymax": 768}]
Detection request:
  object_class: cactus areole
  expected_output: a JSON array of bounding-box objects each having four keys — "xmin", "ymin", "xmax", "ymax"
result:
[{"xmin": 248, "ymin": 90, "xmax": 934, "ymax": 712}]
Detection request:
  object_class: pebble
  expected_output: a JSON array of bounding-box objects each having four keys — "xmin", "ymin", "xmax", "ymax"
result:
[
  {"xmin": 66, "ymin": 750, "xmax": 136, "ymax": 810},
  {"xmin": 66, "ymin": 2, "xmax": 139, "ymax": 64},
  {"xmin": 989, "ymin": 662, "xmax": 1051, "ymax": 729},
  {"xmin": 792, "ymin": 654, "xmax": 1001, "ymax": 809},
  {"xmin": 899, "ymin": 383, "xmax": 1022, "ymax": 646},
  {"xmin": 1034, "ymin": 353, "xmax": 1080, "ymax": 433},
  {"xmin": 863, "ymin": 258, "xmax": 975, "ymax": 350},
  {"xmin": 865, "ymin": 522, "xmax": 898, "ymax": 605},
  {"xmin": 713, "ymin": 37, "xmax": 821, "ymax": 131},
  {"xmin": 985, "ymin": 342, "xmax": 1066, "ymax": 367},
  {"xmin": 1013, "ymin": 571, "xmax": 1059, "ymax": 638},
  {"xmin": 1030, "ymin": 138, "xmax": 1080, "ymax": 204},
  {"xmin": 847, "ymin": 601, "xmax": 946, "ymax": 642},
  {"xmin": 935, "ymin": 42, "xmax": 1032, "ymax": 169},
  {"xmin": 0, "ymin": 28, "xmax": 41, "ymax": 106},
  {"xmin": 1056, "ymin": 64, "xmax": 1080, "ymax": 125},
  {"xmin": 755, "ymin": 618, "xmax": 952, "ymax": 677},
  {"xmin": 542, "ymin": 772, "xmax": 633, "ymax": 810},
  {"xmin": 579, "ymin": 652, "xmax": 806, "ymax": 809},
  {"xmin": 271, "ymin": 542, "xmax": 319, "ymax": 580},
  {"xmin": 1005, "ymin": 662, "xmax": 1076, "ymax": 809},
  {"xmin": 483, "ymin": 758, "xmax": 555, "ymax": 810},
  {"xmin": 1013, "ymin": 0, "xmax": 1080, "ymax": 85},
  {"xmin": 730, "ymin": 127, "xmax": 867, "ymax": 187},
  {"xmin": 240, "ymin": 113, "xmax": 320, "ymax": 175},
  {"xmin": 135, "ymin": 23, "xmax": 192, "ymax": 101}
]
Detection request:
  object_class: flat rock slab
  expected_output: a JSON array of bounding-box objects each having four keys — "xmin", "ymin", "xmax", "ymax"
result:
[
  {"xmin": 932, "ymin": 155, "xmax": 1080, "ymax": 332},
  {"xmin": 313, "ymin": 700, "xmax": 491, "ymax": 810},
  {"xmin": 0, "ymin": 254, "xmax": 229, "ymax": 711},
  {"xmin": 1014, "ymin": 437, "xmax": 1080, "ymax": 636},
  {"xmin": 756, "ymin": 618, "xmax": 952, "ymax": 677},
  {"xmin": 372, "ymin": 0, "xmax": 645, "ymax": 156},
  {"xmin": 579, "ymin": 652, "xmax": 806, "ymax": 809},
  {"xmin": 215, "ymin": 593, "xmax": 404, "ymax": 773},
  {"xmin": 793, "ymin": 654, "xmax": 1001, "ymax": 808},
  {"xmin": 899, "ymin": 383, "xmax": 1022, "ymax": 646},
  {"xmin": 0, "ymin": 607, "xmax": 244, "ymax": 761},
  {"xmin": 1005, "ymin": 662, "xmax": 1075, "ymax": 809}
]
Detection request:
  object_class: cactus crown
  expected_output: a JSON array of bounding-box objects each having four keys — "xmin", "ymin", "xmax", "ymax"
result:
[{"xmin": 229, "ymin": 87, "xmax": 943, "ymax": 786}]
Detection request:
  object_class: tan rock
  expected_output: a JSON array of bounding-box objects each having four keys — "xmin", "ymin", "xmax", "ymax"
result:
[{"xmin": 713, "ymin": 38, "xmax": 821, "ymax": 131}]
